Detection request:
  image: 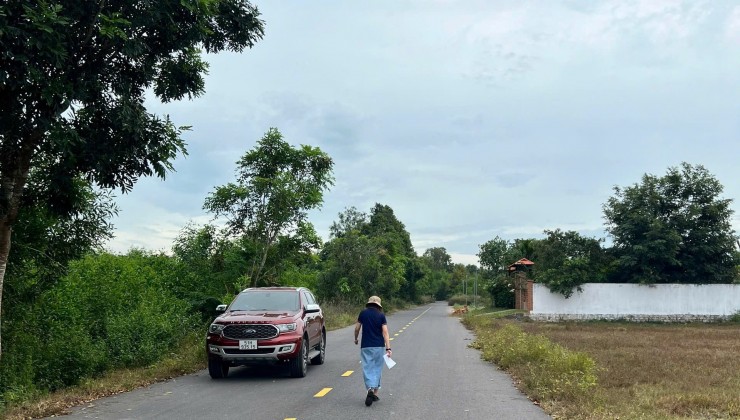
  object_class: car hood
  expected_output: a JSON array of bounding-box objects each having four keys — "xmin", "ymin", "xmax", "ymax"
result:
[{"xmin": 217, "ymin": 311, "xmax": 298, "ymax": 323}]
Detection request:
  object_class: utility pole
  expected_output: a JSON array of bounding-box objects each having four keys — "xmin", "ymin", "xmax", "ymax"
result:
[
  {"xmin": 464, "ymin": 276, "xmax": 468, "ymax": 306},
  {"xmin": 474, "ymin": 273, "xmax": 478, "ymax": 308}
]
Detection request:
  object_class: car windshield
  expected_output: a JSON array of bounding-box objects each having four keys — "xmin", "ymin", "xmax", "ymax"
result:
[{"xmin": 230, "ymin": 291, "xmax": 300, "ymax": 312}]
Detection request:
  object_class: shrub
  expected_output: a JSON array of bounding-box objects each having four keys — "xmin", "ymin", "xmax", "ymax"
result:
[
  {"xmin": 6, "ymin": 252, "xmax": 200, "ymax": 396},
  {"xmin": 105, "ymin": 294, "xmax": 193, "ymax": 367},
  {"xmin": 729, "ymin": 311, "xmax": 740, "ymax": 323},
  {"xmin": 486, "ymin": 275, "xmax": 515, "ymax": 308},
  {"xmin": 447, "ymin": 294, "xmax": 472, "ymax": 306}
]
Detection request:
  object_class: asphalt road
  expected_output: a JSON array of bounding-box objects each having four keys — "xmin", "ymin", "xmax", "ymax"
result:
[{"xmin": 57, "ymin": 301, "xmax": 550, "ymax": 420}]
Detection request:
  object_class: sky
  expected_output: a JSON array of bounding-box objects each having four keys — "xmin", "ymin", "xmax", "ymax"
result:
[{"xmin": 104, "ymin": 0, "xmax": 740, "ymax": 266}]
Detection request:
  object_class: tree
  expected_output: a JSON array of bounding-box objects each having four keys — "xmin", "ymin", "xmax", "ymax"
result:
[
  {"xmin": 477, "ymin": 236, "xmax": 510, "ymax": 274},
  {"xmin": 362, "ymin": 203, "xmax": 416, "ymax": 259},
  {"xmin": 0, "ymin": 0, "xmax": 264, "ymax": 358},
  {"xmin": 422, "ymin": 247, "xmax": 452, "ymax": 272},
  {"xmin": 329, "ymin": 206, "xmax": 367, "ymax": 239},
  {"xmin": 362, "ymin": 204, "xmax": 415, "ymax": 297},
  {"xmin": 603, "ymin": 163, "xmax": 738, "ymax": 284},
  {"xmin": 534, "ymin": 229, "xmax": 609, "ymax": 297},
  {"xmin": 318, "ymin": 229, "xmax": 375, "ymax": 302},
  {"xmin": 203, "ymin": 128, "xmax": 334, "ymax": 287}
]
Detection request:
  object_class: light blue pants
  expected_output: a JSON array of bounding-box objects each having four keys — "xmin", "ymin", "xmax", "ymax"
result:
[{"xmin": 360, "ymin": 347, "xmax": 385, "ymax": 390}]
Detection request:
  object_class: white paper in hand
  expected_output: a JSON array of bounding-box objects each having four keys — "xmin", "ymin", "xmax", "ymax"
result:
[{"xmin": 383, "ymin": 354, "xmax": 396, "ymax": 369}]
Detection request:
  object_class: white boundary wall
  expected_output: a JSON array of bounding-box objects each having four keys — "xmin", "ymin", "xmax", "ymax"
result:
[{"xmin": 530, "ymin": 283, "xmax": 740, "ymax": 322}]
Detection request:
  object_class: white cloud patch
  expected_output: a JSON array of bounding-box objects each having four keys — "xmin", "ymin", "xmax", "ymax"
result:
[{"xmin": 727, "ymin": 6, "xmax": 740, "ymax": 43}]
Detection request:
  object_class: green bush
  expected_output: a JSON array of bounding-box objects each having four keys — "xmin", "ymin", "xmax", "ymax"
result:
[
  {"xmin": 2, "ymin": 251, "xmax": 201, "ymax": 402},
  {"xmin": 486, "ymin": 276, "xmax": 515, "ymax": 308},
  {"xmin": 729, "ymin": 311, "xmax": 740, "ymax": 323},
  {"xmin": 37, "ymin": 323, "xmax": 108, "ymax": 390},
  {"xmin": 0, "ymin": 317, "xmax": 45, "ymax": 402},
  {"xmin": 105, "ymin": 295, "xmax": 193, "ymax": 367},
  {"xmin": 447, "ymin": 294, "xmax": 472, "ymax": 306}
]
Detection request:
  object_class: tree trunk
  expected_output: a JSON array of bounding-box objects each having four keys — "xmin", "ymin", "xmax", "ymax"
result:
[
  {"xmin": 253, "ymin": 244, "xmax": 270, "ymax": 288},
  {"xmin": 250, "ymin": 230, "xmax": 278, "ymax": 288},
  {"xmin": 0, "ymin": 144, "xmax": 34, "ymax": 361},
  {"xmin": 0, "ymin": 219, "xmax": 11, "ymax": 361}
]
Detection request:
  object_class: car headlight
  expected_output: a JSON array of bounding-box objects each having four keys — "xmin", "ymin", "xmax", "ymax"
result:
[
  {"xmin": 276, "ymin": 323, "xmax": 297, "ymax": 333},
  {"xmin": 209, "ymin": 323, "xmax": 226, "ymax": 334}
]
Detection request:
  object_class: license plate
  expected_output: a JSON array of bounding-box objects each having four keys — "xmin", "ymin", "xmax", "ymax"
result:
[{"xmin": 239, "ymin": 340, "xmax": 257, "ymax": 350}]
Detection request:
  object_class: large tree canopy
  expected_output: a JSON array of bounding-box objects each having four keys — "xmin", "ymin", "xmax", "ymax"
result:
[
  {"xmin": 603, "ymin": 162, "xmax": 737, "ymax": 284},
  {"xmin": 0, "ymin": 0, "xmax": 265, "ymax": 358}
]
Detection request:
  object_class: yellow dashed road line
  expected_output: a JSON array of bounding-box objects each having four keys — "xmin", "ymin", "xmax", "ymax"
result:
[
  {"xmin": 314, "ymin": 388, "xmax": 333, "ymax": 397},
  {"xmin": 300, "ymin": 306, "xmax": 434, "ymax": 419}
]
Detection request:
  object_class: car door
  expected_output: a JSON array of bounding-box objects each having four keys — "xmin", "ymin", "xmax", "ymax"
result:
[{"xmin": 302, "ymin": 291, "xmax": 319, "ymax": 346}]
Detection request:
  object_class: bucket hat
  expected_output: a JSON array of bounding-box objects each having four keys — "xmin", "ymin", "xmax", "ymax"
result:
[{"xmin": 366, "ymin": 295, "xmax": 382, "ymax": 308}]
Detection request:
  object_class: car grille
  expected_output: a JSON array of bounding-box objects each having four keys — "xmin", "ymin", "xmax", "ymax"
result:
[
  {"xmin": 223, "ymin": 324, "xmax": 279, "ymax": 340},
  {"xmin": 223, "ymin": 348, "xmax": 275, "ymax": 355}
]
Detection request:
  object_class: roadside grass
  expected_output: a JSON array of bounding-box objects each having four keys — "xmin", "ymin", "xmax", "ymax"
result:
[
  {"xmin": 464, "ymin": 314, "xmax": 740, "ymax": 420},
  {"xmin": 1, "ymin": 302, "xmax": 367, "ymax": 419},
  {"xmin": 518, "ymin": 321, "xmax": 740, "ymax": 420},
  {"xmin": 463, "ymin": 313, "xmax": 599, "ymax": 408},
  {"xmin": 322, "ymin": 300, "xmax": 360, "ymax": 331},
  {"xmin": 1, "ymin": 331, "xmax": 206, "ymax": 420}
]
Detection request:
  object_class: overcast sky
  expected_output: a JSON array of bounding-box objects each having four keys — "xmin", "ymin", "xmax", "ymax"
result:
[{"xmin": 105, "ymin": 0, "xmax": 740, "ymax": 265}]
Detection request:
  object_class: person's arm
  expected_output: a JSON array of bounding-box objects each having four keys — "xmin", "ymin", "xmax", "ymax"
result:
[
  {"xmin": 382, "ymin": 324, "xmax": 392, "ymax": 356},
  {"xmin": 354, "ymin": 322, "xmax": 362, "ymax": 345}
]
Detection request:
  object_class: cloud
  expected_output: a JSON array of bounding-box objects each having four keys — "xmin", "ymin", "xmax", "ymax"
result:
[
  {"xmin": 104, "ymin": 0, "xmax": 739, "ymax": 264},
  {"xmin": 107, "ymin": 193, "xmax": 213, "ymax": 254},
  {"xmin": 449, "ymin": 253, "xmax": 480, "ymax": 266},
  {"xmin": 727, "ymin": 6, "xmax": 740, "ymax": 43}
]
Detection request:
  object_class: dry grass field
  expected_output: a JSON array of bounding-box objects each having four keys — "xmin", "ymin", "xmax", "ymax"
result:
[{"xmin": 510, "ymin": 320, "xmax": 740, "ymax": 419}]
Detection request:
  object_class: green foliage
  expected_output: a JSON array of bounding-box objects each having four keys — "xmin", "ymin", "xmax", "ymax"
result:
[
  {"xmin": 487, "ymin": 274, "xmax": 515, "ymax": 308},
  {"xmin": 362, "ymin": 204, "xmax": 415, "ymax": 259},
  {"xmin": 447, "ymin": 294, "xmax": 472, "ymax": 306},
  {"xmin": 478, "ymin": 236, "xmax": 511, "ymax": 273},
  {"xmin": 319, "ymin": 204, "xmax": 418, "ymax": 304},
  {"xmin": 448, "ymin": 264, "xmax": 467, "ymax": 294},
  {"xmin": 0, "ymin": 251, "xmax": 198, "ymax": 398},
  {"xmin": 1, "ymin": 0, "xmax": 264, "ymax": 172},
  {"xmin": 318, "ymin": 229, "xmax": 375, "ymax": 302},
  {"xmin": 604, "ymin": 163, "xmax": 737, "ymax": 284},
  {"xmin": 0, "ymin": 0, "xmax": 266, "ymax": 363},
  {"xmin": 729, "ymin": 311, "xmax": 740, "ymax": 323},
  {"xmin": 203, "ymin": 128, "xmax": 334, "ymax": 287},
  {"xmin": 400, "ymin": 257, "xmax": 427, "ymax": 302},
  {"xmin": 534, "ymin": 229, "xmax": 610, "ymax": 297},
  {"xmin": 434, "ymin": 280, "xmax": 450, "ymax": 301},
  {"xmin": 469, "ymin": 323, "xmax": 598, "ymax": 401},
  {"xmin": 5, "ymin": 173, "xmax": 117, "ymax": 306},
  {"xmin": 422, "ymin": 247, "xmax": 452, "ymax": 272}
]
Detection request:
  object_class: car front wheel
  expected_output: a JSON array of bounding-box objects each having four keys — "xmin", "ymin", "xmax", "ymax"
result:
[
  {"xmin": 208, "ymin": 358, "xmax": 229, "ymax": 379},
  {"xmin": 289, "ymin": 338, "xmax": 308, "ymax": 378}
]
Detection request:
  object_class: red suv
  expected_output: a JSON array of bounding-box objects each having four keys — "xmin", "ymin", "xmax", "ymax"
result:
[{"xmin": 206, "ymin": 287, "xmax": 326, "ymax": 379}]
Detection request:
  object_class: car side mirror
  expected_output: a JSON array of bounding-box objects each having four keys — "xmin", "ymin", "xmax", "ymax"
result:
[
  {"xmin": 305, "ymin": 303, "xmax": 321, "ymax": 314},
  {"xmin": 216, "ymin": 304, "xmax": 227, "ymax": 312}
]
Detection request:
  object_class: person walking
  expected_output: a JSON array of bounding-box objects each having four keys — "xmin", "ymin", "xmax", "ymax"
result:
[{"xmin": 354, "ymin": 295, "xmax": 392, "ymax": 407}]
